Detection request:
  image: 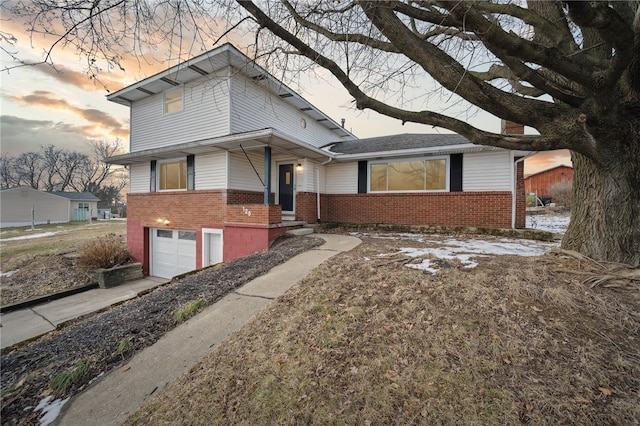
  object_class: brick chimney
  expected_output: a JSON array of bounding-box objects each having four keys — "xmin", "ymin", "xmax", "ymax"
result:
[{"xmin": 501, "ymin": 120, "xmax": 524, "ymax": 135}]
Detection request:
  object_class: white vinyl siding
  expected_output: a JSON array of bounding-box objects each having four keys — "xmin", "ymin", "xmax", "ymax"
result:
[
  {"xmin": 129, "ymin": 163, "xmax": 150, "ymax": 193},
  {"xmin": 130, "ymin": 71, "xmax": 230, "ymax": 152},
  {"xmin": 229, "ymin": 74, "xmax": 341, "ymax": 148},
  {"xmin": 0, "ymin": 188, "xmax": 69, "ymax": 226},
  {"xmin": 228, "ymin": 151, "xmax": 265, "ymax": 192},
  {"xmin": 325, "ymin": 163, "xmax": 358, "ymax": 194},
  {"xmin": 195, "ymin": 152, "xmax": 228, "ymax": 189},
  {"xmin": 463, "ymin": 151, "xmax": 512, "ymax": 191}
]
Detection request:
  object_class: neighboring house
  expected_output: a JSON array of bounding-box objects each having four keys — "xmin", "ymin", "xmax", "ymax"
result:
[
  {"xmin": 106, "ymin": 43, "xmax": 531, "ymax": 279},
  {"xmin": 525, "ymin": 165, "xmax": 574, "ymax": 198},
  {"xmin": 0, "ymin": 188, "xmax": 99, "ymax": 227}
]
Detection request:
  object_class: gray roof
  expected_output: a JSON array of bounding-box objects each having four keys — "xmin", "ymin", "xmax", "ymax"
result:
[
  {"xmin": 50, "ymin": 192, "xmax": 100, "ymax": 201},
  {"xmin": 325, "ymin": 133, "xmax": 472, "ymax": 155}
]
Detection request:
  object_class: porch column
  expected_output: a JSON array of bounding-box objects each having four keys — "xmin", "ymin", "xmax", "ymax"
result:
[{"xmin": 264, "ymin": 146, "xmax": 272, "ymax": 205}]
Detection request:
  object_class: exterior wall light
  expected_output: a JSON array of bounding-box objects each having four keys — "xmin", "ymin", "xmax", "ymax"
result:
[{"xmin": 296, "ymin": 163, "xmax": 303, "ymax": 172}]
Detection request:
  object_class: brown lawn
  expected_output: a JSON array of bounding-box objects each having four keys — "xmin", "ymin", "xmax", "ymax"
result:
[{"xmin": 126, "ymin": 235, "xmax": 639, "ymax": 425}]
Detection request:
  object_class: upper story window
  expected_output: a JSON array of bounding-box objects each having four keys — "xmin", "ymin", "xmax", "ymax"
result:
[
  {"xmin": 164, "ymin": 87, "xmax": 183, "ymax": 114},
  {"xmin": 158, "ymin": 158, "xmax": 187, "ymax": 190},
  {"xmin": 369, "ymin": 157, "xmax": 448, "ymax": 192}
]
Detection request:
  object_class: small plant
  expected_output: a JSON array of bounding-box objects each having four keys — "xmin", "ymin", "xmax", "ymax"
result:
[
  {"xmin": 77, "ymin": 233, "xmax": 130, "ymax": 270},
  {"xmin": 116, "ymin": 338, "xmax": 130, "ymax": 354},
  {"xmin": 50, "ymin": 359, "xmax": 91, "ymax": 396},
  {"xmin": 174, "ymin": 298, "xmax": 207, "ymax": 323}
]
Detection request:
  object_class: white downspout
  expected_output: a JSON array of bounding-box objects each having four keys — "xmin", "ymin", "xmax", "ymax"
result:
[
  {"xmin": 317, "ymin": 158, "xmax": 333, "ymax": 221},
  {"xmin": 512, "ymin": 153, "xmax": 535, "ymax": 229}
]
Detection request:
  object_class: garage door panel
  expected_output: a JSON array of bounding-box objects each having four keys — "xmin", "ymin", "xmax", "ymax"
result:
[{"xmin": 152, "ymin": 229, "xmax": 196, "ymax": 279}]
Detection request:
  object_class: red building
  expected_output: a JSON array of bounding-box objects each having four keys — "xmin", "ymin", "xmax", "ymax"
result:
[{"xmin": 525, "ymin": 165, "xmax": 574, "ymax": 197}]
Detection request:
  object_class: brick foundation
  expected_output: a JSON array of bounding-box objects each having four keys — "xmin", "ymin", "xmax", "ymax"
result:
[
  {"xmin": 295, "ymin": 192, "xmax": 318, "ymax": 223},
  {"xmin": 321, "ymin": 192, "xmax": 515, "ymax": 229},
  {"xmin": 127, "ymin": 190, "xmax": 288, "ymax": 276}
]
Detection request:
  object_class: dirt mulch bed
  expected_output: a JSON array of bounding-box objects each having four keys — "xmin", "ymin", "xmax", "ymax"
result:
[
  {"xmin": 0, "ymin": 235, "xmax": 323, "ymax": 425},
  {"xmin": 126, "ymin": 235, "xmax": 639, "ymax": 425}
]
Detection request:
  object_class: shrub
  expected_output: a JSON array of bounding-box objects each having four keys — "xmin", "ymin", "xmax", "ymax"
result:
[
  {"xmin": 549, "ymin": 179, "xmax": 573, "ymax": 208},
  {"xmin": 77, "ymin": 233, "xmax": 131, "ymax": 270}
]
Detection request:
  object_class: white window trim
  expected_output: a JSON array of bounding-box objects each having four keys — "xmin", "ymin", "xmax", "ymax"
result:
[
  {"xmin": 367, "ymin": 155, "xmax": 450, "ymax": 193},
  {"xmin": 157, "ymin": 157, "xmax": 188, "ymax": 192},
  {"xmin": 163, "ymin": 87, "xmax": 184, "ymax": 115}
]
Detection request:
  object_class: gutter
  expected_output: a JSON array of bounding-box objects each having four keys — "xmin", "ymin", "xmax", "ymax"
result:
[
  {"xmin": 512, "ymin": 152, "xmax": 535, "ymax": 229},
  {"xmin": 317, "ymin": 157, "xmax": 333, "ymax": 221},
  {"xmin": 327, "ymin": 144, "xmax": 502, "ymax": 161}
]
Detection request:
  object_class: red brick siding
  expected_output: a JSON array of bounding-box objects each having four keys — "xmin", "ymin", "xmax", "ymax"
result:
[
  {"xmin": 223, "ymin": 224, "xmax": 270, "ymax": 260},
  {"xmin": 127, "ymin": 190, "xmax": 287, "ymax": 275},
  {"xmin": 227, "ymin": 189, "xmax": 274, "ymax": 205},
  {"xmin": 295, "ymin": 192, "xmax": 318, "ymax": 223},
  {"xmin": 128, "ymin": 190, "xmax": 227, "ymax": 230},
  {"xmin": 226, "ymin": 204, "xmax": 282, "ymax": 224},
  {"xmin": 321, "ymin": 192, "xmax": 514, "ymax": 228},
  {"xmin": 524, "ymin": 166, "xmax": 574, "ymax": 197}
]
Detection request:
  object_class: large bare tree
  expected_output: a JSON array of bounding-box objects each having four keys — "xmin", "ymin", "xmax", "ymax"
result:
[{"xmin": 4, "ymin": 1, "xmax": 639, "ymax": 264}]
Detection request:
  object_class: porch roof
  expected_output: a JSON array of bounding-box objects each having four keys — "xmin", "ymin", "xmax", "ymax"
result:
[{"xmin": 106, "ymin": 128, "xmax": 333, "ymax": 165}]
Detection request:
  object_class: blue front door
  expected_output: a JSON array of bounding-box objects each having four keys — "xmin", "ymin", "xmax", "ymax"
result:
[{"xmin": 278, "ymin": 164, "xmax": 294, "ymax": 212}]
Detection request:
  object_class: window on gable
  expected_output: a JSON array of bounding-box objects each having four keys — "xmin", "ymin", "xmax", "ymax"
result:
[
  {"xmin": 369, "ymin": 157, "xmax": 448, "ymax": 192},
  {"xmin": 164, "ymin": 87, "xmax": 183, "ymax": 114},
  {"xmin": 158, "ymin": 158, "xmax": 187, "ymax": 190}
]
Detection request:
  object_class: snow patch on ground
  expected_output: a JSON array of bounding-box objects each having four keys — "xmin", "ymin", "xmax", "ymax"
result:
[
  {"xmin": 527, "ymin": 214, "xmax": 570, "ymax": 234},
  {"xmin": 2, "ymin": 231, "xmax": 60, "ymax": 242},
  {"xmin": 353, "ymin": 232, "xmax": 558, "ymax": 274},
  {"xmin": 0, "ymin": 269, "xmax": 19, "ymax": 277},
  {"xmin": 398, "ymin": 238, "xmax": 555, "ymax": 273},
  {"xmin": 34, "ymin": 396, "xmax": 70, "ymax": 426}
]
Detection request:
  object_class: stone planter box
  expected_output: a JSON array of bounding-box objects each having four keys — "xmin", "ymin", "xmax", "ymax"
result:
[{"xmin": 87, "ymin": 262, "xmax": 143, "ymax": 289}]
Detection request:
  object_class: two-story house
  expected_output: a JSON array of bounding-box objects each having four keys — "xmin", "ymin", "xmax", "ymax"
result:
[{"xmin": 107, "ymin": 43, "xmax": 530, "ymax": 279}]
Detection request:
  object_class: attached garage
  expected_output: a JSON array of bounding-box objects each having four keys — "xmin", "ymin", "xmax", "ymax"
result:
[{"xmin": 151, "ymin": 229, "xmax": 197, "ymax": 279}]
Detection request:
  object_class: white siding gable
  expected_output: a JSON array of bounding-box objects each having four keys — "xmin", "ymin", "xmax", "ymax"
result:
[
  {"xmin": 325, "ymin": 163, "xmax": 358, "ymax": 194},
  {"xmin": 130, "ymin": 70, "xmax": 230, "ymax": 152},
  {"xmin": 129, "ymin": 163, "xmax": 150, "ymax": 194},
  {"xmin": 463, "ymin": 151, "xmax": 512, "ymax": 191},
  {"xmin": 229, "ymin": 74, "xmax": 342, "ymax": 148}
]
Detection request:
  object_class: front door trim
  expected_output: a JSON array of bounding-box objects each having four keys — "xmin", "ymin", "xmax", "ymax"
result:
[{"xmin": 277, "ymin": 162, "xmax": 295, "ymax": 214}]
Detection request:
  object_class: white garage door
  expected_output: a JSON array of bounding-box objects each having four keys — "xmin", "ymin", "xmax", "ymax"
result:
[{"xmin": 151, "ymin": 229, "xmax": 196, "ymax": 279}]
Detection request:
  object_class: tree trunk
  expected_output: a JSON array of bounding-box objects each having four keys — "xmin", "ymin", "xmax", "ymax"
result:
[{"xmin": 563, "ymin": 130, "xmax": 640, "ymax": 266}]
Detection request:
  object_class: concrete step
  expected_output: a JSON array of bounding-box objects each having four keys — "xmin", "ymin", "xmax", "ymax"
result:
[{"xmin": 286, "ymin": 227, "xmax": 314, "ymax": 236}]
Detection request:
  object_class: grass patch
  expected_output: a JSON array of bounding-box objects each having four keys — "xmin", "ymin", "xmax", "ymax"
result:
[
  {"xmin": 50, "ymin": 360, "xmax": 91, "ymax": 396},
  {"xmin": 126, "ymin": 237, "xmax": 639, "ymax": 425},
  {"xmin": 0, "ymin": 221, "xmax": 125, "ymax": 272},
  {"xmin": 174, "ymin": 298, "xmax": 207, "ymax": 323}
]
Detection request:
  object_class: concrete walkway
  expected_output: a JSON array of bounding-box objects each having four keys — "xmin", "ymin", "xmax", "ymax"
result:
[
  {"xmin": 1, "ymin": 277, "xmax": 167, "ymax": 350},
  {"xmin": 57, "ymin": 234, "xmax": 360, "ymax": 426}
]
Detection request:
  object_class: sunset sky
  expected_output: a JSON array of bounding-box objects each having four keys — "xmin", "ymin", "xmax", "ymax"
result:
[{"xmin": 0, "ymin": 16, "xmax": 570, "ymax": 176}]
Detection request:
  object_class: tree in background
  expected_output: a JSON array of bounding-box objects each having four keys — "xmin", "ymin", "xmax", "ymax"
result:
[
  {"xmin": 3, "ymin": 1, "xmax": 639, "ymax": 264},
  {"xmin": 0, "ymin": 140, "xmax": 127, "ymax": 208}
]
